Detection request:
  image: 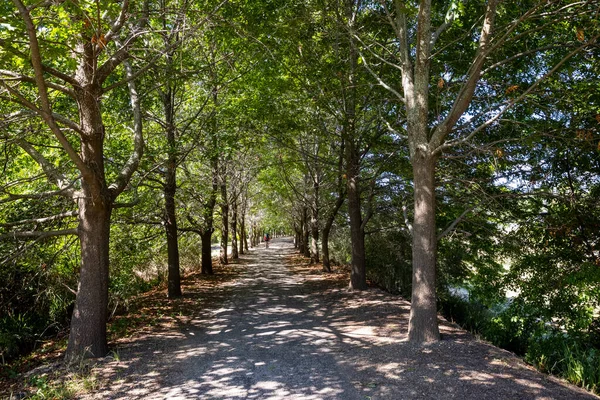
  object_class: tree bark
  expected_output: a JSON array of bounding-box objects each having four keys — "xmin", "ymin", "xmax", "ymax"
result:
[
  {"xmin": 13, "ymin": 1, "xmax": 144, "ymax": 362},
  {"xmin": 67, "ymin": 185, "xmax": 111, "ymax": 360},
  {"xmin": 66, "ymin": 85, "xmax": 112, "ymax": 360},
  {"xmin": 200, "ymin": 229, "xmax": 214, "ymax": 275},
  {"xmin": 322, "ymin": 194, "xmax": 345, "ymax": 272},
  {"xmin": 310, "ymin": 181, "xmax": 320, "ymax": 263},
  {"xmin": 199, "ymin": 159, "xmax": 218, "ymax": 274},
  {"xmin": 321, "ymin": 224, "xmax": 332, "ymax": 273},
  {"xmin": 339, "ymin": 4, "xmax": 367, "ymax": 290},
  {"xmin": 239, "ymin": 216, "xmax": 245, "ymax": 255},
  {"xmin": 302, "ymin": 207, "xmax": 310, "ymax": 258},
  {"xmin": 231, "ymin": 197, "xmax": 238, "ymax": 260},
  {"xmin": 294, "ymin": 224, "xmax": 301, "ymax": 249},
  {"xmin": 346, "ymin": 139, "xmax": 367, "ymax": 290},
  {"xmin": 163, "ymin": 88, "xmax": 182, "ymax": 298},
  {"xmin": 408, "ymin": 151, "xmax": 440, "ymax": 342},
  {"xmin": 240, "ymin": 209, "xmax": 249, "ymax": 253},
  {"xmin": 220, "ymin": 174, "xmax": 229, "ymax": 265},
  {"xmin": 165, "ymin": 178, "xmax": 182, "ymax": 297}
]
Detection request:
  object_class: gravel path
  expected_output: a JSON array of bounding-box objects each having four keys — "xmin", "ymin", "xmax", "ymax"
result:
[{"xmin": 84, "ymin": 238, "xmax": 598, "ymax": 400}]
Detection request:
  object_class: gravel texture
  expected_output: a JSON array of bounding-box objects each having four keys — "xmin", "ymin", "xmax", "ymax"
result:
[{"xmin": 82, "ymin": 238, "xmax": 598, "ymax": 400}]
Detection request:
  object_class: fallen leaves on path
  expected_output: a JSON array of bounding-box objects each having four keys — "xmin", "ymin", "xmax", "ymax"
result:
[{"xmin": 109, "ymin": 262, "xmax": 245, "ymax": 342}]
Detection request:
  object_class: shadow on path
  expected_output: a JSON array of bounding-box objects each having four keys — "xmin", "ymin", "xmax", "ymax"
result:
[{"xmin": 86, "ymin": 238, "xmax": 597, "ymax": 400}]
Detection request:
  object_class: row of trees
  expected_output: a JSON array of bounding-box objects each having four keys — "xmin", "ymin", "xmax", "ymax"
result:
[
  {"xmin": 0, "ymin": 0, "xmax": 281, "ymax": 361},
  {"xmin": 259, "ymin": 0, "xmax": 599, "ymax": 342},
  {"xmin": 1, "ymin": 0, "xmax": 599, "ymax": 380}
]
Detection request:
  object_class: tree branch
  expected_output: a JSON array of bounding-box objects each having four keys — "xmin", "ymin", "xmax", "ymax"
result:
[
  {"xmin": 0, "ymin": 38, "xmax": 79, "ymax": 86},
  {"xmin": 15, "ymin": 139, "xmax": 76, "ymax": 197},
  {"xmin": 0, "ymin": 184, "xmax": 79, "ymax": 204},
  {"xmin": 0, "ymin": 69, "xmax": 76, "ymax": 98},
  {"xmin": 0, "ymin": 211, "xmax": 78, "ymax": 227},
  {"xmin": 108, "ymin": 58, "xmax": 144, "ymax": 198},
  {"xmin": 0, "ymin": 228, "xmax": 78, "ymax": 241},
  {"xmin": 10, "ymin": 0, "xmax": 90, "ymax": 177},
  {"xmin": 437, "ymin": 208, "xmax": 473, "ymax": 241},
  {"xmin": 430, "ymin": 0, "xmax": 499, "ymax": 150},
  {"xmin": 103, "ymin": 0, "xmax": 130, "ymax": 45},
  {"xmin": 436, "ymin": 34, "xmax": 600, "ymax": 153}
]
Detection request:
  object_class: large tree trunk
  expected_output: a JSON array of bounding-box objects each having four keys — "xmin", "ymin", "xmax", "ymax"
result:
[
  {"xmin": 341, "ymin": 10, "xmax": 366, "ymax": 290},
  {"xmin": 67, "ymin": 191, "xmax": 111, "ymax": 360},
  {"xmin": 163, "ymin": 89, "xmax": 181, "ymax": 298},
  {"xmin": 66, "ymin": 89, "xmax": 111, "ymax": 359},
  {"xmin": 17, "ymin": 5, "xmax": 143, "ymax": 362},
  {"xmin": 408, "ymin": 152, "xmax": 440, "ymax": 342},
  {"xmin": 200, "ymin": 229, "xmax": 214, "ymax": 275},
  {"xmin": 346, "ymin": 140, "xmax": 367, "ymax": 290}
]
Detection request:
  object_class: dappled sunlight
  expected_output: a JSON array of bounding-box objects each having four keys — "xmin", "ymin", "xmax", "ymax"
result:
[{"xmin": 83, "ymin": 238, "xmax": 596, "ymax": 400}]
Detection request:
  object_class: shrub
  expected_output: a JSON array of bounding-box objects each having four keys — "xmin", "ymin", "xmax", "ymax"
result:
[
  {"xmin": 365, "ymin": 230, "xmax": 412, "ymax": 297},
  {"xmin": 526, "ymin": 332, "xmax": 600, "ymax": 394}
]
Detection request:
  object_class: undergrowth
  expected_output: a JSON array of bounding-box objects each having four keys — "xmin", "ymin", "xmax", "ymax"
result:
[{"xmin": 438, "ymin": 294, "xmax": 600, "ymax": 395}]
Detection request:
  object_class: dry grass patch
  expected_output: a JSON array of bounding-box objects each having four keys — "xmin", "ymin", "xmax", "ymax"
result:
[{"xmin": 284, "ymin": 253, "xmax": 350, "ymax": 289}]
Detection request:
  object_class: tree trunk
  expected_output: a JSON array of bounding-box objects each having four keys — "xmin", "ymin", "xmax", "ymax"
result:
[
  {"xmin": 408, "ymin": 152, "xmax": 440, "ymax": 342},
  {"xmin": 240, "ymin": 212, "xmax": 249, "ymax": 253},
  {"xmin": 321, "ymin": 224, "xmax": 332, "ymax": 273},
  {"xmin": 239, "ymin": 216, "xmax": 245, "ymax": 255},
  {"xmin": 346, "ymin": 140, "xmax": 367, "ymax": 290},
  {"xmin": 164, "ymin": 91, "xmax": 181, "ymax": 297},
  {"xmin": 294, "ymin": 225, "xmax": 300, "ymax": 249},
  {"xmin": 231, "ymin": 198, "xmax": 238, "ymax": 260},
  {"xmin": 310, "ymin": 214, "xmax": 319, "ymax": 263},
  {"xmin": 164, "ymin": 178, "xmax": 182, "ymax": 297},
  {"xmin": 310, "ymin": 183, "xmax": 319, "ymax": 264},
  {"xmin": 322, "ymin": 190, "xmax": 345, "ymax": 272},
  {"xmin": 200, "ymin": 229, "xmax": 214, "ymax": 275},
  {"xmin": 66, "ymin": 193, "xmax": 111, "ymax": 360},
  {"xmin": 340, "ymin": 12, "xmax": 366, "ymax": 290},
  {"xmin": 220, "ymin": 176, "xmax": 229, "ymax": 265},
  {"xmin": 302, "ymin": 207, "xmax": 310, "ymax": 258},
  {"xmin": 66, "ymin": 96, "xmax": 111, "ymax": 359},
  {"xmin": 200, "ymin": 159, "xmax": 218, "ymax": 274}
]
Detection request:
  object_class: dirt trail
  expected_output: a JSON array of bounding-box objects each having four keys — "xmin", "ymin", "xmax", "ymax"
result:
[{"xmin": 84, "ymin": 238, "xmax": 597, "ymax": 400}]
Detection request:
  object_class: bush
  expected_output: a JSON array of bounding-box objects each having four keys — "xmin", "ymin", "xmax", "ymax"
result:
[
  {"xmin": 0, "ymin": 313, "xmax": 45, "ymax": 361},
  {"xmin": 438, "ymin": 292, "xmax": 493, "ymax": 335},
  {"xmin": 526, "ymin": 332, "xmax": 600, "ymax": 394},
  {"xmin": 365, "ymin": 230, "xmax": 412, "ymax": 297},
  {"xmin": 328, "ymin": 226, "xmax": 352, "ymax": 266},
  {"xmin": 438, "ymin": 293, "xmax": 600, "ymax": 395}
]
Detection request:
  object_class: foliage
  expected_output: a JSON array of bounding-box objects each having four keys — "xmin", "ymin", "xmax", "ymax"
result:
[
  {"xmin": 527, "ymin": 330, "xmax": 600, "ymax": 394},
  {"xmin": 365, "ymin": 229, "xmax": 412, "ymax": 298},
  {"xmin": 439, "ymin": 293, "xmax": 600, "ymax": 395},
  {"xmin": 1, "ymin": 0, "xmax": 599, "ymax": 395}
]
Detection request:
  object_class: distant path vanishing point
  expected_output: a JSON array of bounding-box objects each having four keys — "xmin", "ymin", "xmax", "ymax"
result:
[{"xmin": 84, "ymin": 237, "xmax": 597, "ymax": 400}]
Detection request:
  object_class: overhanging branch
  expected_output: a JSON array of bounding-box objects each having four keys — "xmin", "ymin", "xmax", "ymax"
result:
[{"xmin": 0, "ymin": 228, "xmax": 78, "ymax": 241}]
